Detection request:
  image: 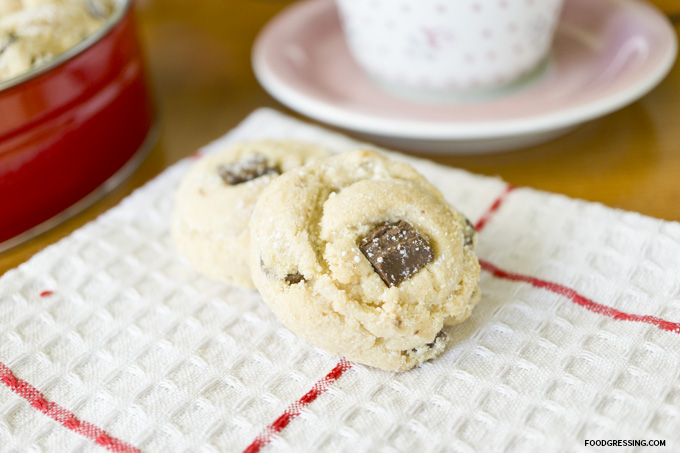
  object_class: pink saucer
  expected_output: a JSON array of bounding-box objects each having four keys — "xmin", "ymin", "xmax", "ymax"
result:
[{"xmin": 253, "ymin": 0, "xmax": 677, "ymax": 153}]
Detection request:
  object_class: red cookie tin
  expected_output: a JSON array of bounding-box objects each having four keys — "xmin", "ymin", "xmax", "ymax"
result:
[{"xmin": 0, "ymin": 0, "xmax": 156, "ymax": 250}]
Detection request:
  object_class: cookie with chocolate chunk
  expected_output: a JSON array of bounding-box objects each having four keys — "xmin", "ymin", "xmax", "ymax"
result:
[
  {"xmin": 249, "ymin": 150, "xmax": 480, "ymax": 371},
  {"xmin": 171, "ymin": 140, "xmax": 330, "ymax": 288}
]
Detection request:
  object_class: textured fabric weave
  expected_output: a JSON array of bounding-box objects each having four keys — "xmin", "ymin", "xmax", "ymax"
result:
[{"xmin": 1, "ymin": 109, "xmax": 678, "ymax": 452}]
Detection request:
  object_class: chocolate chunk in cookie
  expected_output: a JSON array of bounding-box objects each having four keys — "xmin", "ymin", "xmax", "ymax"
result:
[
  {"xmin": 217, "ymin": 154, "xmax": 280, "ymax": 185},
  {"xmin": 409, "ymin": 330, "xmax": 447, "ymax": 353},
  {"xmin": 426, "ymin": 330, "xmax": 447, "ymax": 348},
  {"xmin": 463, "ymin": 217, "xmax": 475, "ymax": 247},
  {"xmin": 360, "ymin": 220, "xmax": 434, "ymax": 287},
  {"xmin": 284, "ymin": 272, "xmax": 305, "ymax": 284}
]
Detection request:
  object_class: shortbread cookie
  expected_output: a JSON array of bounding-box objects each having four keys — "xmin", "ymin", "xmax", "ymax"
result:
[
  {"xmin": 172, "ymin": 140, "xmax": 330, "ymax": 289},
  {"xmin": 249, "ymin": 150, "xmax": 481, "ymax": 371}
]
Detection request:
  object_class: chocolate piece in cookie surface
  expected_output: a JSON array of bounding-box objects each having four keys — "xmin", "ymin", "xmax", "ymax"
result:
[
  {"xmin": 284, "ymin": 272, "xmax": 305, "ymax": 284},
  {"xmin": 463, "ymin": 217, "xmax": 475, "ymax": 247},
  {"xmin": 217, "ymin": 154, "xmax": 280, "ymax": 185},
  {"xmin": 360, "ymin": 220, "xmax": 434, "ymax": 287},
  {"xmin": 426, "ymin": 330, "xmax": 447, "ymax": 348}
]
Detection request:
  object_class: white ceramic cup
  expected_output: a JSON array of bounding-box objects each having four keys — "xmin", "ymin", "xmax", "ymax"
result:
[{"xmin": 335, "ymin": 0, "xmax": 564, "ymax": 102}]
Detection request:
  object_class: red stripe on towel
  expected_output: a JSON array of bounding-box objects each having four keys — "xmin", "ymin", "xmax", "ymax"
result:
[
  {"xmin": 479, "ymin": 260, "xmax": 680, "ymax": 333},
  {"xmin": 474, "ymin": 184, "xmax": 516, "ymax": 232},
  {"xmin": 0, "ymin": 363, "xmax": 140, "ymax": 453},
  {"xmin": 475, "ymin": 185, "xmax": 679, "ymax": 333},
  {"xmin": 243, "ymin": 359, "xmax": 353, "ymax": 453},
  {"xmin": 475, "ymin": 184, "xmax": 679, "ymax": 333}
]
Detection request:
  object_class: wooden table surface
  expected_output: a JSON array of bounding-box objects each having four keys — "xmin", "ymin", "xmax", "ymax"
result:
[{"xmin": 1, "ymin": 0, "xmax": 680, "ymax": 275}]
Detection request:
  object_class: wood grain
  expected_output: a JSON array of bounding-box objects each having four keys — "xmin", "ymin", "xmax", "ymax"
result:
[{"xmin": 1, "ymin": 0, "xmax": 679, "ymax": 274}]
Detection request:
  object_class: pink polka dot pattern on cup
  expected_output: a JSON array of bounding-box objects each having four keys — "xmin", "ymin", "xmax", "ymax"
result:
[{"xmin": 335, "ymin": 0, "xmax": 563, "ymax": 96}]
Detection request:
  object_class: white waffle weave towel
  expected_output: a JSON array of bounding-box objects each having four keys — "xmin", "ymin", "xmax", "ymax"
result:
[{"xmin": 1, "ymin": 109, "xmax": 679, "ymax": 453}]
